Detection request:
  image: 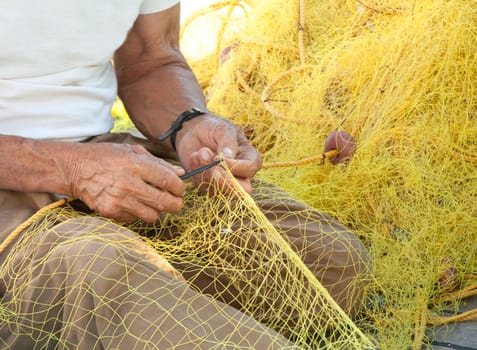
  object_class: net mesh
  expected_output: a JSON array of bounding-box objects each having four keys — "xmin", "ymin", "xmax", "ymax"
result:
[
  {"xmin": 1, "ymin": 0, "xmax": 477, "ymax": 349},
  {"xmin": 0, "ymin": 177, "xmax": 374, "ymax": 349}
]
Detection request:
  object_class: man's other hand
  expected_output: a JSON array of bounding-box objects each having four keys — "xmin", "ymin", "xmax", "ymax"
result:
[{"xmin": 68, "ymin": 143, "xmax": 186, "ymax": 223}]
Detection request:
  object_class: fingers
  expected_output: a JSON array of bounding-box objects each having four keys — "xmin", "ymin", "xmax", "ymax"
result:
[
  {"xmin": 196, "ymin": 164, "xmax": 253, "ymax": 197},
  {"xmin": 139, "ymin": 157, "xmax": 186, "ymax": 197},
  {"xmin": 87, "ymin": 171, "xmax": 185, "ymax": 223},
  {"xmin": 207, "ymin": 167, "xmax": 253, "ymax": 196},
  {"xmin": 218, "ymin": 145, "xmax": 262, "ymax": 179},
  {"xmin": 209, "ymin": 122, "xmax": 262, "ymax": 179},
  {"xmin": 99, "ymin": 190, "xmax": 183, "ymax": 224},
  {"xmin": 173, "ymin": 114, "xmax": 262, "ymax": 195},
  {"xmin": 188, "ymin": 147, "xmax": 254, "ymax": 196},
  {"xmin": 113, "ymin": 158, "xmax": 185, "ymax": 222},
  {"xmin": 73, "ymin": 143, "xmax": 187, "ymax": 223},
  {"xmin": 125, "ymin": 175, "xmax": 185, "ymax": 213},
  {"xmin": 215, "ymin": 125, "xmax": 239, "ymax": 158}
]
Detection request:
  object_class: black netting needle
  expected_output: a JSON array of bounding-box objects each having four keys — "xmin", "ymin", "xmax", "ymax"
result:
[{"xmin": 179, "ymin": 159, "xmax": 223, "ymax": 180}]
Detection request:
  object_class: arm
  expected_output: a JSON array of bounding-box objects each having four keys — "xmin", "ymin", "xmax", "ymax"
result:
[
  {"xmin": 114, "ymin": 4, "xmax": 205, "ymax": 144},
  {"xmin": 0, "ymin": 135, "xmax": 76, "ymax": 196},
  {"xmin": 0, "ymin": 135, "xmax": 186, "ymax": 223},
  {"xmin": 114, "ymin": 4, "xmax": 262, "ymax": 194}
]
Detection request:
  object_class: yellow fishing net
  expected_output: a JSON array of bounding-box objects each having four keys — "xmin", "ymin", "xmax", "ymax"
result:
[
  {"xmin": 179, "ymin": 0, "xmax": 477, "ymax": 348},
  {"xmin": 1, "ymin": 0, "xmax": 476, "ymax": 349},
  {"xmin": 0, "ymin": 177, "xmax": 374, "ymax": 349}
]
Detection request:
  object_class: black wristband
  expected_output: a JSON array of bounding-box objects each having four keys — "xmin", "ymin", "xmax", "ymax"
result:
[{"xmin": 158, "ymin": 107, "xmax": 206, "ymax": 151}]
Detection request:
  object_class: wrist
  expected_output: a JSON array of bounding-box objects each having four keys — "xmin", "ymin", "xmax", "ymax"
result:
[{"xmin": 159, "ymin": 107, "xmax": 207, "ymax": 151}]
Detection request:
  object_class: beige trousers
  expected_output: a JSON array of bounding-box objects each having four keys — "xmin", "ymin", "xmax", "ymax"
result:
[{"xmin": 0, "ymin": 133, "xmax": 370, "ymax": 349}]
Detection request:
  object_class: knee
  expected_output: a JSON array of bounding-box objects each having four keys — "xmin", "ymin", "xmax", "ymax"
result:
[
  {"xmin": 43, "ymin": 217, "xmax": 143, "ymax": 285},
  {"xmin": 310, "ymin": 230, "xmax": 371, "ymax": 317}
]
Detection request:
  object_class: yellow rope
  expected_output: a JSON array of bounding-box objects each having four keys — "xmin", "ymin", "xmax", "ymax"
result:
[
  {"xmin": 0, "ymin": 198, "xmax": 69, "ymax": 256},
  {"xmin": 427, "ymin": 308, "xmax": 477, "ymax": 326},
  {"xmin": 213, "ymin": 1, "xmax": 240, "ymax": 70},
  {"xmin": 262, "ymin": 150, "xmax": 339, "ymax": 169},
  {"xmin": 261, "ymin": 64, "xmax": 330, "ymax": 125},
  {"xmin": 426, "ymin": 279, "xmax": 477, "ymax": 326},
  {"xmin": 433, "ymin": 280, "xmax": 477, "ymax": 304},
  {"xmin": 236, "ymin": 69, "xmax": 261, "ymax": 98}
]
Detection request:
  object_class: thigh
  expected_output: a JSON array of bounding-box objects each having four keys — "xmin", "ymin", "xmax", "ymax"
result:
[
  {"xmin": 0, "ymin": 214, "xmax": 175, "ymax": 349},
  {"xmin": 253, "ymin": 181, "xmax": 371, "ymax": 316},
  {"xmin": 0, "ymin": 214, "xmax": 297, "ymax": 350},
  {"xmin": 166, "ymin": 180, "xmax": 370, "ymax": 334}
]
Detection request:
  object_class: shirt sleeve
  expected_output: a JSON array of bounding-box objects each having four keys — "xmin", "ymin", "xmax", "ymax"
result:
[{"xmin": 140, "ymin": 0, "xmax": 179, "ymax": 14}]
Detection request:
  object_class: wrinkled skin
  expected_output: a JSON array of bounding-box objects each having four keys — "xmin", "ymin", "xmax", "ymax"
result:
[{"xmin": 68, "ymin": 142, "xmax": 186, "ymax": 223}]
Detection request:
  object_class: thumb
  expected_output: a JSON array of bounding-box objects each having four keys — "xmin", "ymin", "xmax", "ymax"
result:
[{"xmin": 216, "ymin": 128, "xmax": 239, "ymax": 159}]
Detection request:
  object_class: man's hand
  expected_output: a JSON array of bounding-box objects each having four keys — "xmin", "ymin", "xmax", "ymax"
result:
[
  {"xmin": 68, "ymin": 143, "xmax": 186, "ymax": 223},
  {"xmin": 175, "ymin": 114, "xmax": 263, "ymax": 195}
]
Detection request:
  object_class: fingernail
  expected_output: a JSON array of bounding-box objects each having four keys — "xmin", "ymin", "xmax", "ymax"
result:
[
  {"xmin": 199, "ymin": 148, "xmax": 210, "ymax": 162},
  {"xmin": 221, "ymin": 147, "xmax": 234, "ymax": 157}
]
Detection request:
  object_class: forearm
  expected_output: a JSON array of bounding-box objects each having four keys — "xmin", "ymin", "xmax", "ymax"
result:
[
  {"xmin": 116, "ymin": 60, "xmax": 207, "ymax": 150},
  {"xmin": 113, "ymin": 6, "xmax": 209, "ymax": 152},
  {"xmin": 0, "ymin": 135, "xmax": 74, "ymax": 195}
]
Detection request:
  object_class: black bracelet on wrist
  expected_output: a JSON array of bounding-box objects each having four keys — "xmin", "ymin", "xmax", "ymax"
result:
[{"xmin": 158, "ymin": 107, "xmax": 206, "ymax": 151}]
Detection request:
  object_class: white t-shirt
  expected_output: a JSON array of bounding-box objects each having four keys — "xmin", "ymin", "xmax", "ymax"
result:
[{"xmin": 0, "ymin": 0, "xmax": 179, "ymax": 141}]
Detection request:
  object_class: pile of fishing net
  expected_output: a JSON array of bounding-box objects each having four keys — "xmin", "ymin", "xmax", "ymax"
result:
[
  {"xmin": 1, "ymin": 0, "xmax": 475, "ymax": 349},
  {"xmin": 178, "ymin": 0, "xmax": 477, "ymax": 348}
]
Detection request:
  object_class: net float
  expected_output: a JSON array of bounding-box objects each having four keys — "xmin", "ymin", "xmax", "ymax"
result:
[{"xmin": 323, "ymin": 130, "xmax": 357, "ymax": 164}]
